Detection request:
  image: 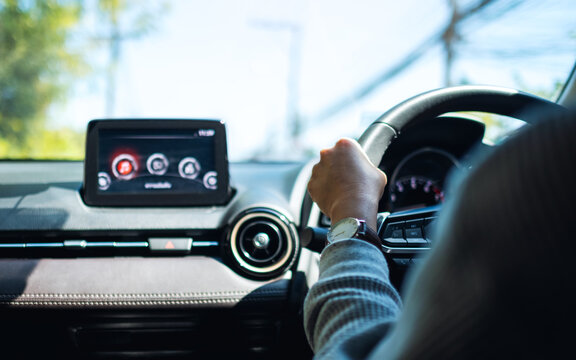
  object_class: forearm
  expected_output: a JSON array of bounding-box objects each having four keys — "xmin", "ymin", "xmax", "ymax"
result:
[{"xmin": 304, "ymin": 239, "xmax": 402, "ymax": 358}]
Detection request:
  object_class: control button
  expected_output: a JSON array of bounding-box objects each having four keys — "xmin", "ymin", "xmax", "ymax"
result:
[
  {"xmin": 405, "ymin": 219, "xmax": 423, "ymax": 237},
  {"xmin": 98, "ymin": 172, "xmax": 112, "ymax": 190},
  {"xmin": 178, "ymin": 157, "xmax": 201, "ymax": 179},
  {"xmin": 147, "ymin": 153, "xmax": 169, "ymax": 175},
  {"xmin": 112, "ymin": 153, "xmax": 138, "ymax": 180},
  {"xmin": 381, "ymin": 221, "xmax": 408, "ymax": 246},
  {"xmin": 405, "ymin": 219, "xmax": 428, "ymax": 246},
  {"xmin": 203, "ymin": 171, "xmax": 218, "ymax": 190},
  {"xmin": 424, "ymin": 217, "xmax": 438, "ymax": 243},
  {"xmin": 64, "ymin": 240, "xmax": 88, "ymax": 249},
  {"xmin": 117, "ymin": 160, "xmax": 133, "ymax": 176},
  {"xmin": 149, "ymin": 238, "xmax": 192, "ymax": 253}
]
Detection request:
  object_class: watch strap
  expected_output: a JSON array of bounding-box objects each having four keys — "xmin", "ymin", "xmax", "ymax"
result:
[{"xmin": 355, "ymin": 220, "xmax": 385, "ymax": 254}]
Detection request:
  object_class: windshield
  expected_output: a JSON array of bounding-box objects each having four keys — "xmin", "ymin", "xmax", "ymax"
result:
[{"xmin": 1, "ymin": 0, "xmax": 575, "ymax": 161}]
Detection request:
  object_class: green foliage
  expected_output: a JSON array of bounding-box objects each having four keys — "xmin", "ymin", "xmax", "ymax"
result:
[
  {"xmin": 461, "ymin": 80, "xmax": 566, "ymax": 144},
  {"xmin": 0, "ymin": 125, "xmax": 84, "ymax": 159},
  {"xmin": 0, "ymin": 0, "xmax": 165, "ymax": 159},
  {"xmin": 0, "ymin": 0, "xmax": 85, "ymax": 150}
]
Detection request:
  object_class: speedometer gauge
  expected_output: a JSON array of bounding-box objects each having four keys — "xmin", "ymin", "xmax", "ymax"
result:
[
  {"xmin": 388, "ymin": 148, "xmax": 460, "ymax": 212},
  {"xmin": 390, "ymin": 176, "xmax": 444, "ymax": 210}
]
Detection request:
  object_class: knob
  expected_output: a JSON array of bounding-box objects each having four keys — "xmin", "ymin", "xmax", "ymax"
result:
[{"xmin": 253, "ymin": 232, "xmax": 270, "ymax": 250}]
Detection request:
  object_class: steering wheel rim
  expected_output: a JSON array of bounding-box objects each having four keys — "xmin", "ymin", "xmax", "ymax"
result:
[
  {"xmin": 357, "ymin": 85, "xmax": 566, "ymax": 166},
  {"xmin": 299, "ymin": 85, "xmax": 566, "ymax": 252}
]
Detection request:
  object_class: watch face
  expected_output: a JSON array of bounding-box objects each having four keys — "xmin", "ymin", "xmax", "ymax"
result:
[{"xmin": 328, "ymin": 218, "xmax": 360, "ymax": 242}]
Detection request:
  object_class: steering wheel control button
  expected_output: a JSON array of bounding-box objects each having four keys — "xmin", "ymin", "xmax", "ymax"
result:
[
  {"xmin": 424, "ymin": 217, "xmax": 438, "ymax": 242},
  {"xmin": 148, "ymin": 238, "xmax": 192, "ymax": 254},
  {"xmin": 405, "ymin": 219, "xmax": 428, "ymax": 246},
  {"xmin": 178, "ymin": 157, "xmax": 201, "ymax": 179},
  {"xmin": 382, "ymin": 222, "xmax": 408, "ymax": 246},
  {"xmin": 146, "ymin": 153, "xmax": 169, "ymax": 175},
  {"xmin": 112, "ymin": 153, "xmax": 138, "ymax": 180}
]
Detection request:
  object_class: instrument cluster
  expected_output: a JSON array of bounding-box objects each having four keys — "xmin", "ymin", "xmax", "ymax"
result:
[{"xmin": 387, "ymin": 148, "xmax": 461, "ymax": 212}]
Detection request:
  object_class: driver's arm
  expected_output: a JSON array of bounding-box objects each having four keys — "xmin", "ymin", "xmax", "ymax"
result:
[{"xmin": 304, "ymin": 138, "xmax": 403, "ymax": 358}]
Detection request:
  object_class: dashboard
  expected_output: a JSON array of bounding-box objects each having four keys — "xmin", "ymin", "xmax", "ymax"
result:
[{"xmin": 0, "ymin": 116, "xmax": 486, "ymax": 358}]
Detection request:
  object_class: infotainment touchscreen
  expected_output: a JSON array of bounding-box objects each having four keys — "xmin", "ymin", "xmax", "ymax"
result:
[{"xmin": 83, "ymin": 119, "xmax": 231, "ymax": 206}]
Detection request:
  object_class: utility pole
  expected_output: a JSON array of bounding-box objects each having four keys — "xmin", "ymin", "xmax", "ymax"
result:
[
  {"xmin": 102, "ymin": 15, "xmax": 143, "ymax": 118},
  {"xmin": 443, "ymin": 0, "xmax": 460, "ymax": 86},
  {"xmin": 316, "ymin": 0, "xmax": 498, "ymax": 121},
  {"xmin": 106, "ymin": 16, "xmax": 121, "ymax": 118},
  {"xmin": 251, "ymin": 20, "xmax": 302, "ymax": 158},
  {"xmin": 97, "ymin": 2, "xmax": 157, "ymax": 118}
]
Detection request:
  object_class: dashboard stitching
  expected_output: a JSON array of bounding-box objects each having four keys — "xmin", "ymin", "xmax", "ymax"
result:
[
  {"xmin": 0, "ymin": 296, "xmax": 285, "ymax": 307},
  {"xmin": 0, "ymin": 290, "xmax": 286, "ymax": 300}
]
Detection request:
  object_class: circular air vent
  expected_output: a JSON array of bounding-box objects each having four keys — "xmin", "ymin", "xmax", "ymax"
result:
[{"xmin": 226, "ymin": 208, "xmax": 299, "ymax": 279}]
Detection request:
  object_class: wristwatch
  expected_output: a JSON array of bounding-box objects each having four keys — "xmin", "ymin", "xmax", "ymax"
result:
[{"xmin": 327, "ymin": 217, "xmax": 384, "ymax": 253}]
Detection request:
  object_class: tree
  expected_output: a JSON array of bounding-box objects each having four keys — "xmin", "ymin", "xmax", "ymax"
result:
[
  {"xmin": 0, "ymin": 0, "xmax": 166, "ymax": 159},
  {"xmin": 0, "ymin": 0, "xmax": 85, "ymax": 147}
]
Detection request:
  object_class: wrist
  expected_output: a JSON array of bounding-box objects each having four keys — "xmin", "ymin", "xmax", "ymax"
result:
[
  {"xmin": 329, "ymin": 197, "xmax": 379, "ymax": 229},
  {"xmin": 327, "ymin": 217, "xmax": 384, "ymax": 255}
]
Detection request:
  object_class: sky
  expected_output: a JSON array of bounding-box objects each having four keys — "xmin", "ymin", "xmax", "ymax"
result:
[{"xmin": 53, "ymin": 0, "xmax": 576, "ymax": 161}]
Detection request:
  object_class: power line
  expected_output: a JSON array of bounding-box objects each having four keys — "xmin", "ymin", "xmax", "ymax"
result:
[{"xmin": 314, "ymin": 0, "xmax": 505, "ymax": 122}]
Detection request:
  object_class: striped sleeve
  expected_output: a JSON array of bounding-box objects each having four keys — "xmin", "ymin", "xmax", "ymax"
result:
[{"xmin": 304, "ymin": 239, "xmax": 402, "ymax": 359}]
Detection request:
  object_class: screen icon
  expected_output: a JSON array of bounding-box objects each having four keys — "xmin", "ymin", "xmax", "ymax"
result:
[
  {"xmin": 112, "ymin": 153, "xmax": 138, "ymax": 180},
  {"xmin": 178, "ymin": 157, "xmax": 201, "ymax": 179},
  {"xmin": 147, "ymin": 153, "xmax": 169, "ymax": 175},
  {"xmin": 97, "ymin": 172, "xmax": 112, "ymax": 190},
  {"xmin": 203, "ymin": 171, "xmax": 218, "ymax": 190}
]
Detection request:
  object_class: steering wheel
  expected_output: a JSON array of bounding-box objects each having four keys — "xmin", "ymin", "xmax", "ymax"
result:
[
  {"xmin": 354, "ymin": 85, "xmax": 567, "ymax": 253},
  {"xmin": 357, "ymin": 85, "xmax": 565, "ymax": 166},
  {"xmin": 302, "ymin": 85, "xmax": 566, "ymax": 253}
]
